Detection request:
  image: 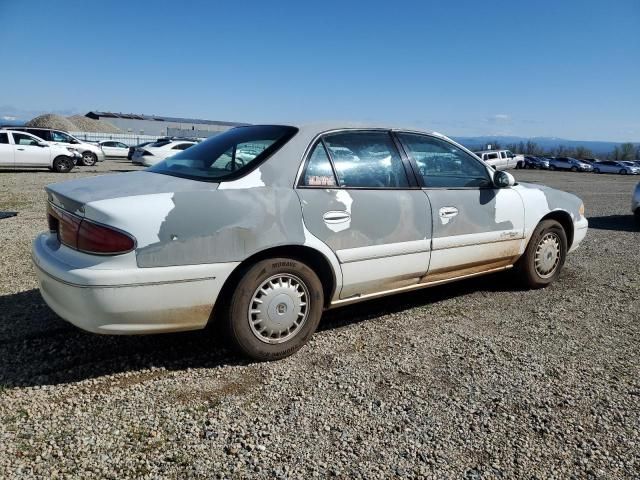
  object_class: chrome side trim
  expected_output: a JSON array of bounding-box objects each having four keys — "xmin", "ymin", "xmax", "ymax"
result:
[
  {"xmin": 328, "ymin": 264, "xmax": 512, "ymax": 308},
  {"xmin": 336, "ymin": 239, "xmax": 431, "ymax": 263},
  {"xmin": 431, "ymin": 230, "xmax": 523, "ymax": 250},
  {"xmin": 32, "ymin": 260, "xmax": 216, "ymax": 289}
]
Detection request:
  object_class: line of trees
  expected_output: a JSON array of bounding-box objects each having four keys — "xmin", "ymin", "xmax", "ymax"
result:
[{"xmin": 478, "ymin": 140, "xmax": 640, "ymax": 161}]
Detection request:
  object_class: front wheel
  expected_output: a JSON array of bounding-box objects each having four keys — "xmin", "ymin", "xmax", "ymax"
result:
[
  {"xmin": 52, "ymin": 156, "xmax": 74, "ymax": 173},
  {"xmin": 515, "ymin": 220, "xmax": 568, "ymax": 288},
  {"xmin": 570, "ymin": 166, "xmax": 578, "ymax": 172},
  {"xmin": 620, "ymin": 169, "xmax": 627, "ymax": 175},
  {"xmin": 549, "ymin": 165, "xmax": 556, "ymax": 171},
  {"xmin": 225, "ymin": 258, "xmax": 324, "ymax": 360},
  {"xmin": 81, "ymin": 151, "xmax": 97, "ymax": 166}
]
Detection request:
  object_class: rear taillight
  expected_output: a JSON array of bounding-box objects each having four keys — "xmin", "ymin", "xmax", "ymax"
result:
[{"xmin": 47, "ymin": 203, "xmax": 135, "ymax": 255}]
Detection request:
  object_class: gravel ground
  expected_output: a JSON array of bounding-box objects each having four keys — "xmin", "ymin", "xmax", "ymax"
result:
[{"xmin": 0, "ymin": 161, "xmax": 638, "ymax": 479}]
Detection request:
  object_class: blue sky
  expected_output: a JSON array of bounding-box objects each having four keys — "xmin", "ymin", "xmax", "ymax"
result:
[{"xmin": 0, "ymin": 0, "xmax": 638, "ymax": 141}]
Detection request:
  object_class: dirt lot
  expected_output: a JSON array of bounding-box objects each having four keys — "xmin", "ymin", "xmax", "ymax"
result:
[{"xmin": 0, "ymin": 160, "xmax": 638, "ymax": 479}]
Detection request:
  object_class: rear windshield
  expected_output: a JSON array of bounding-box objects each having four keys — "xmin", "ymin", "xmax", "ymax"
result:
[{"xmin": 148, "ymin": 125, "xmax": 298, "ymax": 181}]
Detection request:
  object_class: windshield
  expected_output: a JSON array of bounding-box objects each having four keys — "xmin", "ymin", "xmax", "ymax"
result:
[{"xmin": 148, "ymin": 125, "xmax": 298, "ymax": 181}]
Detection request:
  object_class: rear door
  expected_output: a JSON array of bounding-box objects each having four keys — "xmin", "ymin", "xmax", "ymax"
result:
[
  {"xmin": 11, "ymin": 132, "xmax": 51, "ymax": 167},
  {"xmin": 0, "ymin": 132, "xmax": 14, "ymax": 166},
  {"xmin": 296, "ymin": 130, "xmax": 432, "ymax": 299},
  {"xmin": 395, "ymin": 132, "xmax": 524, "ymax": 281}
]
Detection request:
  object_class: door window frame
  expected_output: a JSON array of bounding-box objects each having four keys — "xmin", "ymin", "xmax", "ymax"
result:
[
  {"xmin": 392, "ymin": 130, "xmax": 494, "ymax": 190},
  {"xmin": 296, "ymin": 129, "xmax": 420, "ymax": 190}
]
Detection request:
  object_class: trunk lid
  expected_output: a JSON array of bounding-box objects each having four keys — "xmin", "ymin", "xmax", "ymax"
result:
[{"xmin": 46, "ymin": 171, "xmax": 218, "ymax": 215}]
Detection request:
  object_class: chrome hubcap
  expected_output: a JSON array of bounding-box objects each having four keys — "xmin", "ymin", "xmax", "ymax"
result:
[
  {"xmin": 534, "ymin": 233, "xmax": 561, "ymax": 278},
  {"xmin": 248, "ymin": 274, "xmax": 309, "ymax": 344}
]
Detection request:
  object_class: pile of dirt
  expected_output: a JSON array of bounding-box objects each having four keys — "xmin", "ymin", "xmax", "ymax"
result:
[
  {"xmin": 67, "ymin": 115, "xmax": 121, "ymax": 133},
  {"xmin": 25, "ymin": 114, "xmax": 77, "ymax": 131}
]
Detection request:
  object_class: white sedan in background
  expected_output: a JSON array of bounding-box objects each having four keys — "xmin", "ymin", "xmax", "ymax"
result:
[
  {"xmin": 0, "ymin": 129, "xmax": 79, "ymax": 172},
  {"xmin": 132, "ymin": 140, "xmax": 196, "ymax": 166},
  {"xmin": 99, "ymin": 141, "xmax": 130, "ymax": 158}
]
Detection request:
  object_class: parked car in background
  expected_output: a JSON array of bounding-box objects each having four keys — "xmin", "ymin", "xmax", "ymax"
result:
[
  {"xmin": 633, "ymin": 182, "xmax": 640, "ymax": 224},
  {"xmin": 132, "ymin": 140, "xmax": 196, "ymax": 166},
  {"xmin": 1, "ymin": 126, "xmax": 105, "ymax": 166},
  {"xmin": 32, "ymin": 123, "xmax": 588, "ymax": 360},
  {"xmin": 620, "ymin": 161, "xmax": 640, "ymax": 174},
  {"xmin": 99, "ymin": 141, "xmax": 130, "ymax": 158},
  {"xmin": 474, "ymin": 149, "xmax": 518, "ymax": 170},
  {"xmin": 127, "ymin": 141, "xmax": 154, "ymax": 160},
  {"xmin": 549, "ymin": 157, "xmax": 593, "ymax": 172},
  {"xmin": 592, "ymin": 160, "xmax": 640, "ymax": 175},
  {"xmin": 0, "ymin": 129, "xmax": 77, "ymax": 172},
  {"xmin": 523, "ymin": 156, "xmax": 550, "ymax": 169}
]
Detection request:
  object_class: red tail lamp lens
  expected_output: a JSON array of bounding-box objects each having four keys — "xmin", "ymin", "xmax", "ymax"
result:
[
  {"xmin": 77, "ymin": 221, "xmax": 135, "ymax": 254},
  {"xmin": 47, "ymin": 203, "xmax": 135, "ymax": 255}
]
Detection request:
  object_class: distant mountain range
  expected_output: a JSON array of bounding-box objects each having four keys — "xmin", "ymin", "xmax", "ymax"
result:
[{"xmin": 452, "ymin": 136, "xmax": 638, "ymax": 155}]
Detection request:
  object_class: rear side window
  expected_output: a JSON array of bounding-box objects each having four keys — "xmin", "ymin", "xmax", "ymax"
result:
[
  {"xmin": 0, "ymin": 133, "xmax": 8, "ymax": 144},
  {"xmin": 149, "ymin": 125, "xmax": 298, "ymax": 181},
  {"xmin": 397, "ymin": 133, "xmax": 491, "ymax": 188},
  {"xmin": 172, "ymin": 143, "xmax": 193, "ymax": 150},
  {"xmin": 322, "ymin": 131, "xmax": 409, "ymax": 188},
  {"xmin": 302, "ymin": 142, "xmax": 337, "ymax": 187}
]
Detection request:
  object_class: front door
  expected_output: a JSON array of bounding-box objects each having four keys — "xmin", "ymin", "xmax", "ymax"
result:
[
  {"xmin": 296, "ymin": 130, "xmax": 432, "ymax": 299},
  {"xmin": 0, "ymin": 132, "xmax": 14, "ymax": 166},
  {"xmin": 11, "ymin": 132, "xmax": 51, "ymax": 167},
  {"xmin": 395, "ymin": 132, "xmax": 524, "ymax": 282}
]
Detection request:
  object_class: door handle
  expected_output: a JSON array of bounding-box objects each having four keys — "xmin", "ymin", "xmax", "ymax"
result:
[
  {"xmin": 17, "ymin": 148, "xmax": 25, "ymax": 151},
  {"xmin": 439, "ymin": 207, "xmax": 459, "ymax": 218},
  {"xmin": 323, "ymin": 210, "xmax": 351, "ymax": 224}
]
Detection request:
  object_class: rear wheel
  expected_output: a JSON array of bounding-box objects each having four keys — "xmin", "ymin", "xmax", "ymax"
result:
[
  {"xmin": 225, "ymin": 258, "xmax": 324, "ymax": 360},
  {"xmin": 549, "ymin": 165, "xmax": 556, "ymax": 171},
  {"xmin": 81, "ymin": 151, "xmax": 97, "ymax": 166},
  {"xmin": 515, "ymin": 220, "xmax": 567, "ymax": 288},
  {"xmin": 52, "ymin": 156, "xmax": 74, "ymax": 173}
]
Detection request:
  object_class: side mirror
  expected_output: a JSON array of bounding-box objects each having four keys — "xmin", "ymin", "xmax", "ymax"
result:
[
  {"xmin": 36, "ymin": 143, "xmax": 47, "ymax": 148},
  {"xmin": 493, "ymin": 170, "xmax": 515, "ymax": 188}
]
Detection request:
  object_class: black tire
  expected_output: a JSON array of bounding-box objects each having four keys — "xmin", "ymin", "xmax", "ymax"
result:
[
  {"xmin": 549, "ymin": 165, "xmax": 556, "ymax": 171},
  {"xmin": 81, "ymin": 151, "xmax": 97, "ymax": 166},
  {"xmin": 620, "ymin": 169, "xmax": 627, "ymax": 175},
  {"xmin": 225, "ymin": 258, "xmax": 324, "ymax": 360},
  {"xmin": 594, "ymin": 168, "xmax": 600, "ymax": 174},
  {"xmin": 635, "ymin": 209, "xmax": 640, "ymax": 226},
  {"xmin": 570, "ymin": 166, "xmax": 578, "ymax": 172},
  {"xmin": 52, "ymin": 156, "xmax": 74, "ymax": 173},
  {"xmin": 515, "ymin": 219, "xmax": 568, "ymax": 289}
]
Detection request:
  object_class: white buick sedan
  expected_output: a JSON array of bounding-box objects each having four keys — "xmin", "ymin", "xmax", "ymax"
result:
[{"xmin": 33, "ymin": 124, "xmax": 588, "ymax": 360}]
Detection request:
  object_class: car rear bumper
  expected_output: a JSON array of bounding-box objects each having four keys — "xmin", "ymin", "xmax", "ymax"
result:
[{"xmin": 32, "ymin": 233, "xmax": 239, "ymax": 334}]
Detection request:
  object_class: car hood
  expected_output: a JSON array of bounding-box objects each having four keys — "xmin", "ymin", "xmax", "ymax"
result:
[{"xmin": 46, "ymin": 171, "xmax": 218, "ymax": 215}]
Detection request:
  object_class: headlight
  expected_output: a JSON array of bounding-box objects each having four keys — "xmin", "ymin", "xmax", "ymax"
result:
[
  {"xmin": 579, "ymin": 203, "xmax": 585, "ymax": 217},
  {"xmin": 66, "ymin": 147, "xmax": 77, "ymax": 153}
]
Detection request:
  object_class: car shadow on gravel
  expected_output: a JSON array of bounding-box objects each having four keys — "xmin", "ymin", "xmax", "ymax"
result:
[
  {"xmin": 587, "ymin": 215, "xmax": 639, "ymax": 232},
  {"xmin": 0, "ymin": 273, "xmax": 522, "ymax": 388}
]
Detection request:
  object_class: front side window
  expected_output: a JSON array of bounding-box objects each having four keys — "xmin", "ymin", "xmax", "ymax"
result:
[
  {"xmin": 0, "ymin": 133, "xmax": 9, "ymax": 144},
  {"xmin": 12, "ymin": 132, "xmax": 40, "ymax": 146},
  {"xmin": 117, "ymin": 142, "xmax": 128, "ymax": 148},
  {"xmin": 322, "ymin": 131, "xmax": 409, "ymax": 188},
  {"xmin": 500, "ymin": 151, "xmax": 506, "ymax": 159},
  {"xmin": 26, "ymin": 129, "xmax": 50, "ymax": 141},
  {"xmin": 51, "ymin": 131, "xmax": 73, "ymax": 143},
  {"xmin": 397, "ymin": 133, "xmax": 491, "ymax": 188},
  {"xmin": 149, "ymin": 125, "xmax": 298, "ymax": 181},
  {"xmin": 302, "ymin": 142, "xmax": 337, "ymax": 186},
  {"xmin": 487, "ymin": 153, "xmax": 498, "ymax": 160}
]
